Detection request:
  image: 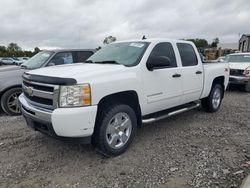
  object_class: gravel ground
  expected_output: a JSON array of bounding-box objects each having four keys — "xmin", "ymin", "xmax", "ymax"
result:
[{"xmin": 0, "ymin": 88, "xmax": 249, "ymax": 188}]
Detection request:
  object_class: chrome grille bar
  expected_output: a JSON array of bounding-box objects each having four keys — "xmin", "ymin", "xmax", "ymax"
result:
[{"xmin": 22, "ymin": 79, "xmax": 59, "ymax": 110}]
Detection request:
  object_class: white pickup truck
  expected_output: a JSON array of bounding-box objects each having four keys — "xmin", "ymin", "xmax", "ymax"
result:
[
  {"xmin": 19, "ymin": 39, "xmax": 229, "ymax": 156},
  {"xmin": 227, "ymin": 52, "xmax": 250, "ymax": 91}
]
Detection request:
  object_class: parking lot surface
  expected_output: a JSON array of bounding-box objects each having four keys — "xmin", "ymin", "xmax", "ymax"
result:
[{"xmin": 0, "ymin": 89, "xmax": 249, "ymax": 187}]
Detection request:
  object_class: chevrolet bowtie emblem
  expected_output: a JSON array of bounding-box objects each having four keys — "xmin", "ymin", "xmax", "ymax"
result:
[{"xmin": 26, "ymin": 86, "xmax": 34, "ymax": 96}]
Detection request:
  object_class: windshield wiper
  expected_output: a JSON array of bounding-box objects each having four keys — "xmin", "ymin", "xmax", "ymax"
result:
[
  {"xmin": 95, "ymin": 60, "xmax": 124, "ymax": 66},
  {"xmin": 20, "ymin": 65, "xmax": 28, "ymax": 69},
  {"xmin": 84, "ymin": 60, "xmax": 94, "ymax": 64}
]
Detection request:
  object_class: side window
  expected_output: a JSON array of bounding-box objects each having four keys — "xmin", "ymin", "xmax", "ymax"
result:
[
  {"xmin": 148, "ymin": 42, "xmax": 177, "ymax": 68},
  {"xmin": 75, "ymin": 51, "xmax": 94, "ymax": 62},
  {"xmin": 177, "ymin": 43, "xmax": 198, "ymax": 66},
  {"xmin": 49, "ymin": 52, "xmax": 73, "ymax": 65}
]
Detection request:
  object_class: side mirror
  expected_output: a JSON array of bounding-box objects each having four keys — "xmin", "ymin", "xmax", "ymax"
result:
[{"xmin": 146, "ymin": 56, "xmax": 171, "ymax": 71}]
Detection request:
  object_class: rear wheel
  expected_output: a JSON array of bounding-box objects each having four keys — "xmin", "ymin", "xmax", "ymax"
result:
[
  {"xmin": 201, "ymin": 84, "xmax": 223, "ymax": 113},
  {"xmin": 1, "ymin": 88, "xmax": 22, "ymax": 116},
  {"xmin": 94, "ymin": 104, "xmax": 137, "ymax": 156}
]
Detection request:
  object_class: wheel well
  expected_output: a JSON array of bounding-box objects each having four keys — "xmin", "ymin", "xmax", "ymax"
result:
[
  {"xmin": 212, "ymin": 76, "xmax": 225, "ymax": 97},
  {"xmin": 96, "ymin": 91, "xmax": 142, "ymax": 128},
  {"xmin": 0, "ymin": 85, "xmax": 22, "ymax": 99}
]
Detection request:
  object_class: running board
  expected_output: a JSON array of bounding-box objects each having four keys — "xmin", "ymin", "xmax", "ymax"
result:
[{"xmin": 142, "ymin": 103, "xmax": 200, "ymax": 124}]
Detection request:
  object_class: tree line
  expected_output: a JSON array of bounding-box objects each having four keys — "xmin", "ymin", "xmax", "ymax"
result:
[
  {"xmin": 102, "ymin": 36, "xmax": 220, "ymax": 49},
  {"xmin": 0, "ymin": 43, "xmax": 40, "ymax": 58},
  {"xmin": 186, "ymin": 37, "xmax": 219, "ymax": 48},
  {"xmin": 0, "ymin": 37, "xmax": 220, "ymax": 57}
]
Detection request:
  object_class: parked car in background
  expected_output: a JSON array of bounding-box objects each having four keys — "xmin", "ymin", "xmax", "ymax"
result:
[
  {"xmin": 0, "ymin": 49, "xmax": 95, "ymax": 116},
  {"xmin": 12, "ymin": 57, "xmax": 24, "ymax": 66},
  {"xmin": 227, "ymin": 53, "xmax": 250, "ymax": 91},
  {"xmin": 216, "ymin": 56, "xmax": 225, "ymax": 62},
  {"xmin": 19, "ymin": 39, "xmax": 229, "ymax": 156},
  {"xmin": 15, "ymin": 57, "xmax": 30, "ymax": 66},
  {"xmin": 1, "ymin": 57, "xmax": 15, "ymax": 65}
]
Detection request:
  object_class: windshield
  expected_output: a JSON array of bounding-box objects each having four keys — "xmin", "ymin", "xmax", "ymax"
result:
[
  {"xmin": 22, "ymin": 51, "xmax": 54, "ymax": 69},
  {"xmin": 227, "ymin": 54, "xmax": 250, "ymax": 63},
  {"xmin": 87, "ymin": 42, "xmax": 149, "ymax": 66}
]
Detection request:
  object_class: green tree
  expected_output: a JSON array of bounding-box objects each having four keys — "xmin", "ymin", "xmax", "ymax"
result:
[
  {"xmin": 7, "ymin": 43, "xmax": 21, "ymax": 52},
  {"xmin": 33, "ymin": 47, "xmax": 41, "ymax": 54},
  {"xmin": 186, "ymin": 38, "xmax": 208, "ymax": 48},
  {"xmin": 103, "ymin": 36, "xmax": 116, "ymax": 45},
  {"xmin": 211, "ymin": 37, "xmax": 219, "ymax": 48},
  {"xmin": 0, "ymin": 45, "xmax": 7, "ymax": 52}
]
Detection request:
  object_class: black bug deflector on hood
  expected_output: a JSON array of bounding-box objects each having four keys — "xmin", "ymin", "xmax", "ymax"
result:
[{"xmin": 22, "ymin": 73, "xmax": 77, "ymax": 85}]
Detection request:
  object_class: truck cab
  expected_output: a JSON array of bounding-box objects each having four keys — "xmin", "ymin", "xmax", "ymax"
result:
[{"xmin": 19, "ymin": 39, "xmax": 229, "ymax": 156}]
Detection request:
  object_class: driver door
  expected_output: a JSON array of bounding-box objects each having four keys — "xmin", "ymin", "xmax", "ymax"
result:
[{"xmin": 142, "ymin": 42, "xmax": 183, "ymax": 115}]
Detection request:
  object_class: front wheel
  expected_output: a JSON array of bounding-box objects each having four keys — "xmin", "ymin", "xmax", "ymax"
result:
[
  {"xmin": 94, "ymin": 104, "xmax": 137, "ymax": 156},
  {"xmin": 1, "ymin": 88, "xmax": 22, "ymax": 116},
  {"xmin": 201, "ymin": 84, "xmax": 223, "ymax": 113}
]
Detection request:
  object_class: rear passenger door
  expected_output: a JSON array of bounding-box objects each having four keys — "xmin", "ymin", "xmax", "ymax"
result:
[{"xmin": 177, "ymin": 43, "xmax": 203, "ymax": 103}]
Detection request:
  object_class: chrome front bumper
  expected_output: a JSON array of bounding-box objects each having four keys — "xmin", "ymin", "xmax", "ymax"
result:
[
  {"xmin": 229, "ymin": 76, "xmax": 250, "ymax": 85},
  {"xmin": 19, "ymin": 93, "xmax": 52, "ymax": 123},
  {"xmin": 19, "ymin": 93, "xmax": 93, "ymax": 143}
]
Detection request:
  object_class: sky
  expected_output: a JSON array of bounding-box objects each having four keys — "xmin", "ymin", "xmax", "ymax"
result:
[{"xmin": 0, "ymin": 0, "xmax": 249, "ymax": 50}]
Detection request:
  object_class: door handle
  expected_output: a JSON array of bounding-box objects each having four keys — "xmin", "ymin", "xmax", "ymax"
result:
[
  {"xmin": 172, "ymin": 73, "xmax": 181, "ymax": 78},
  {"xmin": 196, "ymin": 71, "xmax": 202, "ymax": 74}
]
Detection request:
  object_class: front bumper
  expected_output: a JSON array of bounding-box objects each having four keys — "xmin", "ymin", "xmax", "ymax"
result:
[
  {"xmin": 19, "ymin": 94, "xmax": 97, "ymax": 142},
  {"xmin": 229, "ymin": 75, "xmax": 250, "ymax": 85}
]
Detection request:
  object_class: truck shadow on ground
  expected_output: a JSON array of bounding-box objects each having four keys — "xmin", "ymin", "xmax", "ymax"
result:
[
  {"xmin": 227, "ymin": 84, "xmax": 247, "ymax": 93},
  {"xmin": 32, "ymin": 107, "xmax": 203, "ymax": 159}
]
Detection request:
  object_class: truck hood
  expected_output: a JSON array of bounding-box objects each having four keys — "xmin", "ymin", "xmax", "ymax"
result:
[
  {"xmin": 229, "ymin": 62, "xmax": 250, "ymax": 70},
  {"xmin": 27, "ymin": 63, "xmax": 129, "ymax": 81}
]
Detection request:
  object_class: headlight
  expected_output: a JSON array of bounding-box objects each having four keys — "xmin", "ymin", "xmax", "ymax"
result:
[
  {"xmin": 243, "ymin": 69, "xmax": 249, "ymax": 76},
  {"xmin": 59, "ymin": 84, "xmax": 91, "ymax": 107}
]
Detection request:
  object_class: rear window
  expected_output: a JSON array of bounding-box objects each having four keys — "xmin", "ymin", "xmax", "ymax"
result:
[
  {"xmin": 76, "ymin": 51, "xmax": 94, "ymax": 62},
  {"xmin": 177, "ymin": 43, "xmax": 198, "ymax": 67}
]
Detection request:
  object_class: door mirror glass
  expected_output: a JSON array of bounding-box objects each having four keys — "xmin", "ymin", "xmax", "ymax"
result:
[{"xmin": 146, "ymin": 56, "xmax": 171, "ymax": 71}]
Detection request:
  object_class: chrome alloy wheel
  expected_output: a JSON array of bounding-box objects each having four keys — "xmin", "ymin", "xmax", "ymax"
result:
[
  {"xmin": 7, "ymin": 91, "xmax": 22, "ymax": 114},
  {"xmin": 212, "ymin": 88, "xmax": 221, "ymax": 109},
  {"xmin": 106, "ymin": 112, "xmax": 132, "ymax": 149}
]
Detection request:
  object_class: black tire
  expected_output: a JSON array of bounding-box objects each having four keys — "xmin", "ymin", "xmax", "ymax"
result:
[
  {"xmin": 245, "ymin": 82, "xmax": 250, "ymax": 92},
  {"xmin": 1, "ymin": 87, "xmax": 22, "ymax": 116},
  {"xmin": 94, "ymin": 104, "xmax": 137, "ymax": 157},
  {"xmin": 201, "ymin": 84, "xmax": 223, "ymax": 113}
]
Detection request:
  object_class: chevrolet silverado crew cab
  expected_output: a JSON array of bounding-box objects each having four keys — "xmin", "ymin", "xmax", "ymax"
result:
[
  {"xmin": 19, "ymin": 39, "xmax": 229, "ymax": 156},
  {"xmin": 226, "ymin": 53, "xmax": 250, "ymax": 92},
  {"xmin": 0, "ymin": 49, "xmax": 95, "ymax": 116}
]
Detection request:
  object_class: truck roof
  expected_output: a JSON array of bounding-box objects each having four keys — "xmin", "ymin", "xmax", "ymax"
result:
[
  {"xmin": 115, "ymin": 38, "xmax": 193, "ymax": 44},
  {"xmin": 43, "ymin": 49, "xmax": 96, "ymax": 53}
]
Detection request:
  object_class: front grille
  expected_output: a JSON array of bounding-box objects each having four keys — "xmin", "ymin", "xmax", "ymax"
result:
[
  {"xmin": 24, "ymin": 94, "xmax": 53, "ymax": 106},
  {"xmin": 230, "ymin": 69, "xmax": 244, "ymax": 76},
  {"xmin": 22, "ymin": 79, "xmax": 58, "ymax": 110},
  {"xmin": 23, "ymin": 80, "xmax": 54, "ymax": 92}
]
